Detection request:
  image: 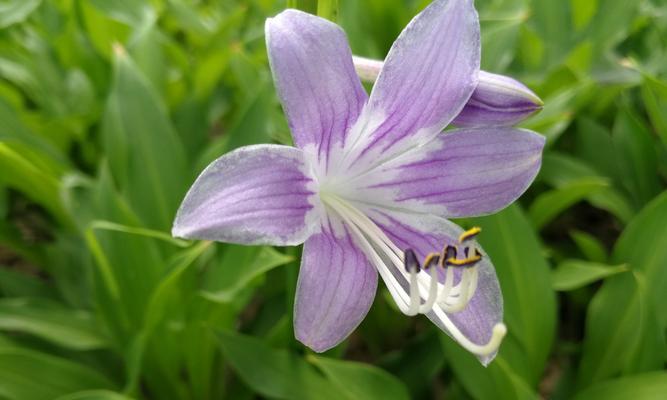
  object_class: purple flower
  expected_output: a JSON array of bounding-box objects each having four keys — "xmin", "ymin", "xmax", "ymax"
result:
[{"xmin": 172, "ymin": 0, "xmax": 544, "ymax": 365}]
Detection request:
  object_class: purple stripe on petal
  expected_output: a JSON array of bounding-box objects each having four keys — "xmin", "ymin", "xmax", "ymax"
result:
[
  {"xmin": 172, "ymin": 145, "xmax": 321, "ymax": 246},
  {"xmin": 346, "ymin": 0, "xmax": 480, "ymax": 167},
  {"xmin": 266, "ymin": 10, "xmax": 367, "ymax": 170},
  {"xmin": 294, "ymin": 216, "xmax": 377, "ymax": 352},
  {"xmin": 362, "ymin": 207, "xmax": 502, "ymax": 365},
  {"xmin": 353, "ymin": 128, "xmax": 544, "ymax": 218}
]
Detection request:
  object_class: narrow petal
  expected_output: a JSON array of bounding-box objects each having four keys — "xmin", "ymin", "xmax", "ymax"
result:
[
  {"xmin": 363, "ymin": 206, "xmax": 503, "ymax": 365},
  {"xmin": 352, "ymin": 57, "xmax": 543, "ymax": 127},
  {"xmin": 172, "ymin": 145, "xmax": 321, "ymax": 246},
  {"xmin": 266, "ymin": 10, "xmax": 367, "ymax": 171},
  {"xmin": 294, "ymin": 216, "xmax": 377, "ymax": 352},
  {"xmin": 452, "ymin": 71, "xmax": 543, "ymax": 127},
  {"xmin": 349, "ymin": 128, "xmax": 544, "ymax": 218},
  {"xmin": 344, "ymin": 0, "xmax": 480, "ymax": 168}
]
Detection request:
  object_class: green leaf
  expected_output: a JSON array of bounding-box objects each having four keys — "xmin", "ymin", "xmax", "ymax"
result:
[
  {"xmin": 202, "ymin": 246, "xmax": 293, "ymax": 303},
  {"xmin": 528, "ymin": 177, "xmax": 609, "ymax": 229},
  {"xmin": 573, "ymin": 372, "xmax": 667, "ymax": 400},
  {"xmin": 0, "ymin": 345, "xmax": 114, "ymax": 399},
  {"xmin": 101, "ymin": 45, "xmax": 187, "ymax": 230},
  {"xmin": 55, "ymin": 390, "xmax": 135, "ymax": 400},
  {"xmin": 0, "ymin": 268, "xmax": 57, "ymax": 299},
  {"xmin": 0, "ymin": 0, "xmax": 42, "ymax": 28},
  {"xmin": 612, "ymin": 190, "xmax": 667, "ymax": 330},
  {"xmin": 440, "ymin": 335, "xmax": 539, "ymax": 400},
  {"xmin": 578, "ymin": 272, "xmax": 658, "ymax": 386},
  {"xmin": 530, "ymin": 0, "xmax": 571, "ymax": 66},
  {"xmin": 578, "ymin": 191, "xmax": 667, "ymax": 386},
  {"xmin": 570, "ymin": 230, "xmax": 608, "ymax": 263},
  {"xmin": 123, "ymin": 241, "xmax": 211, "ymax": 394},
  {"xmin": 612, "ymin": 109, "xmax": 661, "ymax": 209},
  {"xmin": 83, "ymin": 166, "xmax": 169, "ymax": 340},
  {"xmin": 88, "ymin": 0, "xmax": 154, "ymax": 26},
  {"xmin": 539, "ymin": 152, "xmax": 634, "ymax": 222},
  {"xmin": 218, "ymin": 330, "xmax": 343, "ymax": 400},
  {"xmin": 569, "ymin": 0, "xmax": 597, "ymax": 31},
  {"xmin": 551, "ymin": 260, "xmax": 627, "ymax": 291},
  {"xmin": 641, "ymin": 75, "xmax": 667, "ymax": 147},
  {"xmin": 0, "ymin": 142, "xmax": 69, "ymax": 225},
  {"xmin": 587, "ymin": 0, "xmax": 638, "ymax": 56},
  {"xmin": 308, "ymin": 356, "xmax": 410, "ymax": 400},
  {"xmin": 0, "ymin": 298, "xmax": 108, "ymax": 350}
]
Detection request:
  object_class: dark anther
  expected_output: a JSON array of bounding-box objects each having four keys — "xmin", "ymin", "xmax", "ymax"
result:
[
  {"xmin": 443, "ymin": 245, "xmax": 457, "ymax": 261},
  {"xmin": 404, "ymin": 249, "xmax": 421, "ymax": 272}
]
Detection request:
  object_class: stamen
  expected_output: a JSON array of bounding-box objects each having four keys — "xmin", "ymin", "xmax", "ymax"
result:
[
  {"xmin": 442, "ymin": 269, "xmax": 472, "ymax": 312},
  {"xmin": 459, "ymin": 226, "xmax": 482, "ymax": 243},
  {"xmin": 419, "ymin": 264, "xmax": 439, "ymax": 313},
  {"xmin": 321, "ymin": 194, "xmax": 505, "ymax": 357}
]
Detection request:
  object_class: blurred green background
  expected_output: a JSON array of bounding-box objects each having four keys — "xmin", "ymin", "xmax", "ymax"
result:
[{"xmin": 1, "ymin": 0, "xmax": 666, "ymax": 399}]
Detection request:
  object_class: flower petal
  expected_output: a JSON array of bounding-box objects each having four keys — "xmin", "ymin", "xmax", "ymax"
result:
[
  {"xmin": 364, "ymin": 206, "xmax": 503, "ymax": 365},
  {"xmin": 294, "ymin": 216, "xmax": 377, "ymax": 352},
  {"xmin": 266, "ymin": 10, "xmax": 367, "ymax": 170},
  {"xmin": 344, "ymin": 0, "xmax": 480, "ymax": 167},
  {"xmin": 172, "ymin": 145, "xmax": 321, "ymax": 246},
  {"xmin": 350, "ymin": 128, "xmax": 544, "ymax": 218}
]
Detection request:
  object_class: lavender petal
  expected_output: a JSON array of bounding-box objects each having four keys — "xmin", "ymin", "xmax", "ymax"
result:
[
  {"xmin": 266, "ymin": 10, "xmax": 367, "ymax": 168},
  {"xmin": 346, "ymin": 0, "xmax": 480, "ymax": 166},
  {"xmin": 172, "ymin": 145, "xmax": 321, "ymax": 246},
  {"xmin": 294, "ymin": 217, "xmax": 378, "ymax": 352},
  {"xmin": 352, "ymin": 127, "xmax": 545, "ymax": 218}
]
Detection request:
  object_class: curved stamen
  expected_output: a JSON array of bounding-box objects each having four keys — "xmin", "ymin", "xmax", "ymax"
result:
[
  {"xmin": 420, "ymin": 263, "xmax": 440, "ymax": 313},
  {"xmin": 322, "ymin": 195, "xmax": 505, "ymax": 357}
]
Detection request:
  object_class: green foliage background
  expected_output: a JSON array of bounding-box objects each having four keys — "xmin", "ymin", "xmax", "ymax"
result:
[{"xmin": 1, "ymin": 0, "xmax": 666, "ymax": 399}]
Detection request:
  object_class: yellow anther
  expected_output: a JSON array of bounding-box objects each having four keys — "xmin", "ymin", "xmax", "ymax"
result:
[
  {"xmin": 458, "ymin": 226, "xmax": 481, "ymax": 243},
  {"xmin": 423, "ymin": 252, "xmax": 440, "ymax": 269},
  {"xmin": 445, "ymin": 248, "xmax": 482, "ymax": 267}
]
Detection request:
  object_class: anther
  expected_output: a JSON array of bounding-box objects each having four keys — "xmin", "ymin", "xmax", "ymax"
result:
[
  {"xmin": 459, "ymin": 226, "xmax": 481, "ymax": 243},
  {"xmin": 404, "ymin": 249, "xmax": 421, "ymax": 273},
  {"xmin": 423, "ymin": 252, "xmax": 440, "ymax": 269},
  {"xmin": 445, "ymin": 252, "xmax": 482, "ymax": 268},
  {"xmin": 443, "ymin": 245, "xmax": 457, "ymax": 264},
  {"xmin": 404, "ymin": 249, "xmax": 421, "ymax": 316}
]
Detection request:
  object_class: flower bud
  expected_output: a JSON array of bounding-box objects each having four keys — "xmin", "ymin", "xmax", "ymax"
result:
[{"xmin": 352, "ymin": 56, "xmax": 543, "ymax": 127}]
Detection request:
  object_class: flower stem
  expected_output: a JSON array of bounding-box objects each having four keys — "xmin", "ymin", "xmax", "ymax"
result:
[{"xmin": 317, "ymin": 0, "xmax": 338, "ymax": 21}]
